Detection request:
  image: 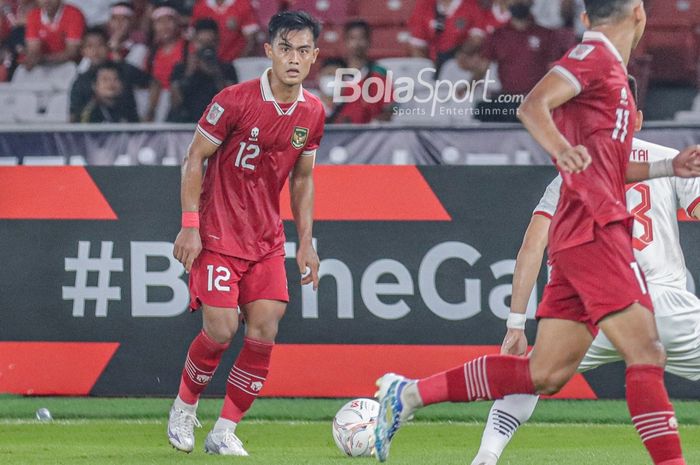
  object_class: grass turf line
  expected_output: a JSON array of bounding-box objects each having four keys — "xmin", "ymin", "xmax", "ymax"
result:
[{"xmin": 1, "ymin": 396, "xmax": 699, "ymax": 425}]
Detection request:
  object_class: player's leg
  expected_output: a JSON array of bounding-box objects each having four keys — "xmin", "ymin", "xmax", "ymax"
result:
[
  {"xmin": 470, "ymin": 324, "xmax": 618, "ymax": 465},
  {"xmin": 206, "ymin": 254, "xmax": 289, "ymax": 456},
  {"xmin": 598, "ymin": 304, "xmax": 685, "ymax": 465},
  {"xmin": 169, "ymin": 250, "xmax": 243, "ymax": 453},
  {"xmin": 653, "ymin": 291, "xmax": 700, "ymax": 382}
]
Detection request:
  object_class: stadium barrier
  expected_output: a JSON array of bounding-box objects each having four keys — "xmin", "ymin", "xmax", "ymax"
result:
[
  {"xmin": 1, "ymin": 123, "xmax": 700, "ymax": 166},
  {"xmin": 1, "ymin": 165, "xmax": 699, "ymax": 399}
]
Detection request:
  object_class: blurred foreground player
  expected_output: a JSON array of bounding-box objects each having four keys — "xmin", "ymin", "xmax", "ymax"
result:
[
  {"xmin": 374, "ymin": 2, "xmax": 700, "ymax": 464},
  {"xmin": 472, "ymin": 78, "xmax": 700, "ymax": 465},
  {"xmin": 168, "ymin": 11, "xmax": 325, "ymax": 456}
]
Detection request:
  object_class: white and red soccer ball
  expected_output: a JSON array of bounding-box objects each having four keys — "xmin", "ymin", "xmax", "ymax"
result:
[{"xmin": 332, "ymin": 398, "xmax": 380, "ymax": 457}]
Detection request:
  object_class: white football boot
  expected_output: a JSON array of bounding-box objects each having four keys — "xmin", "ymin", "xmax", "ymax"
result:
[
  {"xmin": 374, "ymin": 373, "xmax": 418, "ymax": 462},
  {"xmin": 167, "ymin": 406, "xmax": 201, "ymax": 453},
  {"xmin": 204, "ymin": 428, "xmax": 249, "ymax": 456},
  {"xmin": 471, "ymin": 450, "xmax": 499, "ymax": 465}
]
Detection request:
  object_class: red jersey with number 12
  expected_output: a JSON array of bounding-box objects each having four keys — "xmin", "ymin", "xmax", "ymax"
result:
[
  {"xmin": 196, "ymin": 69, "xmax": 326, "ymax": 261},
  {"xmin": 548, "ymin": 31, "xmax": 637, "ymax": 254}
]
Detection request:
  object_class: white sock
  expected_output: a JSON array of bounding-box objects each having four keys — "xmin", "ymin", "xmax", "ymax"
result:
[
  {"xmin": 173, "ymin": 395, "xmax": 197, "ymax": 414},
  {"xmin": 477, "ymin": 394, "xmax": 540, "ymax": 458},
  {"xmin": 399, "ymin": 381, "xmax": 424, "ymax": 411},
  {"xmin": 213, "ymin": 417, "xmax": 237, "ymax": 432}
]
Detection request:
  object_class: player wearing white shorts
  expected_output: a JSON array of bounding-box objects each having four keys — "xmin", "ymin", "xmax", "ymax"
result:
[{"xmin": 471, "ymin": 136, "xmax": 700, "ymax": 465}]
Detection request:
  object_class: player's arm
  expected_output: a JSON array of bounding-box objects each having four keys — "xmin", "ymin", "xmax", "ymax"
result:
[
  {"xmin": 502, "ymin": 214, "xmax": 550, "ymax": 356},
  {"xmin": 626, "ymin": 146, "xmax": 700, "ymax": 182},
  {"xmin": 173, "ymin": 131, "xmax": 219, "ymax": 272},
  {"xmin": 518, "ymin": 71, "xmax": 591, "ymax": 173},
  {"xmin": 290, "ymin": 154, "xmax": 320, "ymax": 290}
]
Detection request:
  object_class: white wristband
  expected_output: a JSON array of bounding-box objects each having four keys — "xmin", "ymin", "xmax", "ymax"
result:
[
  {"xmin": 648, "ymin": 158, "xmax": 674, "ymax": 179},
  {"xmin": 506, "ymin": 313, "xmax": 527, "ymax": 330}
]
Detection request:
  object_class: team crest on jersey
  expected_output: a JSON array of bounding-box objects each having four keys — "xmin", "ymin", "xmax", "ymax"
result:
[
  {"xmin": 568, "ymin": 44, "xmax": 595, "ymax": 61},
  {"xmin": 206, "ymin": 103, "xmax": 225, "ymax": 125},
  {"xmin": 291, "ymin": 126, "xmax": 309, "ymax": 149}
]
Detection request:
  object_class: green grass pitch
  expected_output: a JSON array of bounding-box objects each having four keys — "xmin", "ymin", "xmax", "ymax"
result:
[{"xmin": 1, "ymin": 397, "xmax": 699, "ymax": 464}]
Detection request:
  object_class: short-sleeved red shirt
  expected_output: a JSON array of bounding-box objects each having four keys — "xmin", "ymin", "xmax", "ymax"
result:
[
  {"xmin": 25, "ymin": 4, "xmax": 85, "ymax": 55},
  {"xmin": 191, "ymin": 0, "xmax": 259, "ymax": 63},
  {"xmin": 196, "ymin": 69, "xmax": 326, "ymax": 261},
  {"xmin": 408, "ymin": 0, "xmax": 484, "ymax": 60},
  {"xmin": 151, "ymin": 39, "xmax": 186, "ymax": 89},
  {"xmin": 548, "ymin": 31, "xmax": 637, "ymax": 254},
  {"xmin": 483, "ymin": 22, "xmax": 574, "ymax": 95}
]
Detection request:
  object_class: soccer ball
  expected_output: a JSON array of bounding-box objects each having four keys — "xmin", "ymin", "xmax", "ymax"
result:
[{"xmin": 332, "ymin": 398, "xmax": 380, "ymax": 457}]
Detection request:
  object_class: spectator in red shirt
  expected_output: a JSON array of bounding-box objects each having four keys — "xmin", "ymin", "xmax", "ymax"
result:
[
  {"xmin": 24, "ymin": 0, "xmax": 84, "ymax": 70},
  {"xmin": 107, "ymin": 2, "xmax": 148, "ymax": 70},
  {"xmin": 148, "ymin": 3, "xmax": 185, "ymax": 90},
  {"xmin": 342, "ymin": 20, "xmax": 393, "ymax": 122},
  {"xmin": 190, "ymin": 0, "xmax": 259, "ymax": 62},
  {"xmin": 482, "ymin": 0, "xmax": 574, "ymax": 97},
  {"xmin": 476, "ymin": 0, "xmax": 511, "ymax": 34},
  {"xmin": 316, "ymin": 57, "xmax": 377, "ymax": 125},
  {"xmin": 408, "ymin": 0, "xmax": 485, "ymax": 68}
]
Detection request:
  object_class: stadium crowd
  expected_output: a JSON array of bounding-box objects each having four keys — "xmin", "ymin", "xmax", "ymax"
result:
[{"xmin": 0, "ymin": 0, "xmax": 678, "ymax": 124}]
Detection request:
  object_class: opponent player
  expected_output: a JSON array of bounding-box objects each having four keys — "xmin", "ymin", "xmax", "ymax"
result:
[
  {"xmin": 168, "ymin": 11, "xmax": 325, "ymax": 456},
  {"xmin": 374, "ymin": 2, "xmax": 700, "ymax": 464},
  {"xmin": 471, "ymin": 79, "xmax": 700, "ymax": 465}
]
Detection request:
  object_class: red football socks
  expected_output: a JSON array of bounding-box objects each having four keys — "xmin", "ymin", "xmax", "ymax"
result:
[
  {"xmin": 178, "ymin": 329, "xmax": 229, "ymax": 405},
  {"xmin": 627, "ymin": 365, "xmax": 685, "ymax": 465},
  {"xmin": 220, "ymin": 337, "xmax": 273, "ymax": 422},
  {"xmin": 418, "ymin": 355, "xmax": 535, "ymax": 405}
]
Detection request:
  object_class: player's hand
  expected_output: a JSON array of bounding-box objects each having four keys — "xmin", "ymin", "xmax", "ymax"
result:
[
  {"xmin": 173, "ymin": 228, "xmax": 202, "ymax": 273},
  {"xmin": 673, "ymin": 145, "xmax": 700, "ymax": 178},
  {"xmin": 297, "ymin": 242, "xmax": 320, "ymax": 290},
  {"xmin": 501, "ymin": 328, "xmax": 528, "ymax": 356},
  {"xmin": 555, "ymin": 145, "xmax": 591, "ymax": 174}
]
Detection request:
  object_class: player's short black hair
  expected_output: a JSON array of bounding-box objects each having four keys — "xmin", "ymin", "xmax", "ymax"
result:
[
  {"xmin": 344, "ymin": 19, "xmax": 371, "ymax": 39},
  {"xmin": 268, "ymin": 10, "xmax": 321, "ymax": 44},
  {"xmin": 321, "ymin": 57, "xmax": 347, "ymax": 69},
  {"xmin": 584, "ymin": 0, "xmax": 638, "ymax": 24},
  {"xmin": 194, "ymin": 18, "xmax": 218, "ymax": 35},
  {"xmin": 84, "ymin": 26, "xmax": 109, "ymax": 43}
]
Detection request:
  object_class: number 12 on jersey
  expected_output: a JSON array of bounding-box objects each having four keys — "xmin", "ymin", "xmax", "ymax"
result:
[{"xmin": 235, "ymin": 142, "xmax": 260, "ymax": 171}]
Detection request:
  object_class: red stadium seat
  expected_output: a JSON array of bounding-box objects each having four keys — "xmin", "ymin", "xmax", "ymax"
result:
[
  {"xmin": 318, "ymin": 23, "xmax": 345, "ymax": 57},
  {"xmin": 646, "ymin": 0, "xmax": 700, "ymax": 27},
  {"xmin": 358, "ymin": 0, "xmax": 417, "ymax": 26},
  {"xmin": 291, "ymin": 0, "xmax": 350, "ymax": 25},
  {"xmin": 639, "ymin": 26, "xmax": 698, "ymax": 85},
  {"xmin": 367, "ymin": 26, "xmax": 412, "ymax": 59}
]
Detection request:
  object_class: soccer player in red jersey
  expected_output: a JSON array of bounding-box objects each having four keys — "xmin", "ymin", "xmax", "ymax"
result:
[
  {"xmin": 167, "ymin": 11, "xmax": 324, "ymax": 456},
  {"xmin": 374, "ymin": 2, "xmax": 700, "ymax": 464}
]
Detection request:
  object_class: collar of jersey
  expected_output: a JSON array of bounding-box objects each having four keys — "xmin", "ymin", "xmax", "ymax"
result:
[
  {"xmin": 582, "ymin": 31, "xmax": 625, "ymax": 68},
  {"xmin": 206, "ymin": 0, "xmax": 235, "ymax": 11},
  {"xmin": 41, "ymin": 5, "xmax": 64, "ymax": 27},
  {"xmin": 260, "ymin": 67, "xmax": 305, "ymax": 116}
]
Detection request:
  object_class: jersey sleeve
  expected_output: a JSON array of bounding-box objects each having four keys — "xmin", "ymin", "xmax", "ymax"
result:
[
  {"xmin": 197, "ymin": 87, "xmax": 241, "ymax": 146},
  {"xmin": 301, "ymin": 108, "xmax": 325, "ymax": 157},
  {"xmin": 239, "ymin": 0, "xmax": 260, "ymax": 35},
  {"xmin": 675, "ymin": 176, "xmax": 700, "ymax": 217},
  {"xmin": 408, "ymin": 0, "xmax": 430, "ymax": 48},
  {"xmin": 533, "ymin": 175, "xmax": 562, "ymax": 218},
  {"xmin": 65, "ymin": 8, "xmax": 86, "ymax": 43},
  {"xmin": 24, "ymin": 9, "xmax": 40, "ymax": 41},
  {"xmin": 549, "ymin": 44, "xmax": 602, "ymax": 96}
]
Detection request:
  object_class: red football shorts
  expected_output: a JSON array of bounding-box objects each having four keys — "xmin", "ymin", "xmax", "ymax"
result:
[
  {"xmin": 537, "ymin": 221, "xmax": 653, "ymax": 335},
  {"xmin": 188, "ymin": 249, "xmax": 289, "ymax": 310}
]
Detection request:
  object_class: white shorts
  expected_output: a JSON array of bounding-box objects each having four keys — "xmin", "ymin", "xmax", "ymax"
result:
[{"xmin": 578, "ymin": 287, "xmax": 700, "ymax": 381}]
